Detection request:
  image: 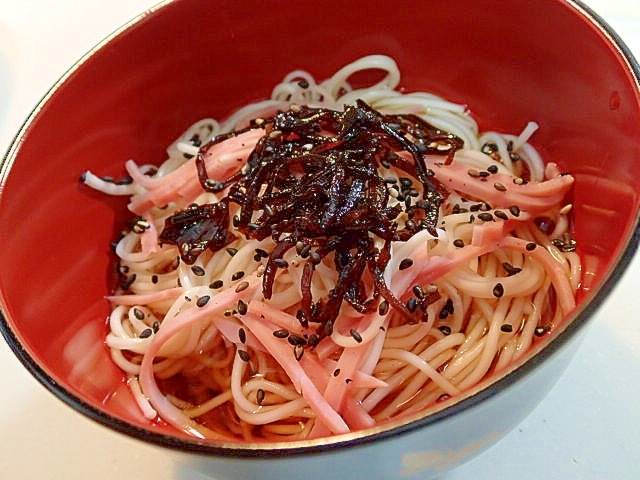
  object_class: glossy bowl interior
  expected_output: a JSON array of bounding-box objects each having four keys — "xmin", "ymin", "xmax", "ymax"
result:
[{"xmin": 1, "ymin": 0, "xmax": 639, "ymax": 478}]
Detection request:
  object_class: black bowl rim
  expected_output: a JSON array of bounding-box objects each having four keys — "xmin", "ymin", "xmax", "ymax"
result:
[{"xmin": 1, "ymin": 0, "xmax": 639, "ymax": 458}]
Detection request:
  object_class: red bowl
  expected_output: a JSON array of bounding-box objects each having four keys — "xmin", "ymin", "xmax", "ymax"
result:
[{"xmin": 1, "ymin": 0, "xmax": 639, "ymax": 479}]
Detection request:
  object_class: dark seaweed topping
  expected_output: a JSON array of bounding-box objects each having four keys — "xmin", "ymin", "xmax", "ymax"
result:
[
  {"xmin": 158, "ymin": 202, "xmax": 236, "ymax": 264},
  {"xmin": 159, "ymin": 102, "xmax": 463, "ymax": 340}
]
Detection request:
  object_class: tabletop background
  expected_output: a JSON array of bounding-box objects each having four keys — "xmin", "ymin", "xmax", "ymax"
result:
[{"xmin": 0, "ymin": 1, "xmax": 638, "ymax": 479}]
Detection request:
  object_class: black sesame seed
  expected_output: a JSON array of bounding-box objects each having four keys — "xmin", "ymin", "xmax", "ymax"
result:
[
  {"xmin": 482, "ymin": 143, "xmax": 497, "ymax": 154},
  {"xmin": 237, "ymin": 299, "xmax": 248, "ymax": 315},
  {"xmin": 274, "ymin": 258, "xmax": 289, "ymax": 268},
  {"xmin": 478, "ymin": 212, "xmax": 494, "ymax": 222},
  {"xmin": 196, "ymin": 295, "xmax": 210, "ymax": 307},
  {"xmin": 309, "ymin": 251, "xmax": 322, "ymax": 265},
  {"xmin": 152, "ymin": 321, "xmax": 160, "ymax": 333},
  {"xmin": 226, "ymin": 247, "xmax": 238, "ymax": 256},
  {"xmin": 298, "ymin": 244, "xmax": 311, "ymax": 258},
  {"xmin": 139, "ymin": 328, "xmax": 153, "ymax": 339},
  {"xmin": 255, "ymin": 248, "xmax": 269, "ymax": 258},
  {"xmin": 502, "ymin": 262, "xmax": 522, "ymax": 276},
  {"xmin": 288, "ymin": 334, "xmax": 307, "ymax": 346},
  {"xmin": 445, "ymin": 298, "xmax": 454, "ymax": 314},
  {"xmin": 406, "ymin": 298, "xmax": 418, "ymax": 312},
  {"xmin": 526, "ymin": 242, "xmax": 537, "ymax": 251},
  {"xmin": 399, "ymin": 258, "xmax": 414, "ymax": 270},
  {"xmin": 238, "ymin": 327, "xmax": 246, "ymax": 344},
  {"xmin": 412, "ymin": 285, "xmax": 425, "ymax": 299},
  {"xmin": 191, "ymin": 265, "xmax": 206, "ymax": 276},
  {"xmin": 509, "ymin": 205, "xmax": 521, "ymax": 217},
  {"xmin": 453, "ymin": 239, "xmax": 465, "ymax": 248},
  {"xmin": 256, "ymin": 388, "xmax": 265, "ymax": 405},
  {"xmin": 295, "ymin": 309, "xmax": 309, "ymax": 328},
  {"xmin": 151, "ymin": 274, "xmax": 159, "ymax": 284},
  {"xmin": 500, "ymin": 324, "xmax": 513, "ymax": 333},
  {"xmin": 121, "ymin": 274, "xmax": 137, "ymax": 290},
  {"xmin": 205, "ymin": 179, "xmax": 225, "ymax": 192},
  {"xmin": 235, "ymin": 281, "xmax": 250, "ymax": 293},
  {"xmin": 494, "ymin": 210, "xmax": 509, "ymax": 220},
  {"xmin": 273, "ymin": 329, "xmax": 290, "ymax": 338},
  {"xmin": 232, "ymin": 271, "xmax": 246, "ymax": 281},
  {"xmin": 238, "ymin": 350, "xmax": 250, "ymax": 362},
  {"xmin": 133, "ymin": 308, "xmax": 145, "ymax": 320},
  {"xmin": 378, "ymin": 300, "xmax": 389, "ymax": 316},
  {"xmin": 487, "ymin": 164, "xmax": 499, "ymax": 174},
  {"xmin": 493, "ymin": 283, "xmax": 505, "ymax": 298},
  {"xmin": 534, "ymin": 325, "xmax": 551, "ymax": 337},
  {"xmin": 345, "ymin": 378, "xmax": 352, "ymax": 384},
  {"xmin": 209, "ymin": 279, "xmax": 223, "ymax": 289},
  {"xmin": 350, "ymin": 329, "xmax": 363, "ymax": 343},
  {"xmin": 438, "ymin": 325, "xmax": 452, "ymax": 335},
  {"xmin": 333, "ymin": 368, "xmax": 341, "ymax": 377},
  {"xmin": 439, "ymin": 305, "xmax": 450, "ymax": 319},
  {"xmin": 399, "ymin": 177, "xmax": 413, "ymax": 189}
]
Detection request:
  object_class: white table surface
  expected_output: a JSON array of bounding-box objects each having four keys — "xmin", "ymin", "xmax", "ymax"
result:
[{"xmin": 0, "ymin": 1, "xmax": 639, "ymax": 479}]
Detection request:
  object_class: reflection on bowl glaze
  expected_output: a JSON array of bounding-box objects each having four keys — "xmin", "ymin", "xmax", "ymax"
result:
[{"xmin": 400, "ymin": 430, "xmax": 503, "ymax": 476}]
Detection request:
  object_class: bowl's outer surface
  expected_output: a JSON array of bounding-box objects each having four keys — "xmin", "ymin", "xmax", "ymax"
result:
[{"xmin": 0, "ymin": 0, "xmax": 639, "ymax": 478}]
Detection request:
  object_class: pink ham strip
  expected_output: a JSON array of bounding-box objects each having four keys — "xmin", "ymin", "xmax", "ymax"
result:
[
  {"xmin": 302, "ymin": 354, "xmax": 377, "ymax": 432},
  {"xmin": 106, "ymin": 287, "xmax": 184, "ymax": 305},
  {"xmin": 212, "ymin": 316, "xmax": 263, "ymax": 353},
  {"xmin": 413, "ymin": 222, "xmax": 509, "ymax": 287},
  {"xmin": 425, "ymin": 155, "xmax": 574, "ymax": 213},
  {"xmin": 319, "ymin": 358, "xmax": 388, "ymax": 389},
  {"xmin": 128, "ymin": 128, "xmax": 263, "ymax": 216},
  {"xmin": 238, "ymin": 305, "xmax": 350, "ymax": 435},
  {"xmin": 243, "ymin": 300, "xmax": 307, "ymax": 337}
]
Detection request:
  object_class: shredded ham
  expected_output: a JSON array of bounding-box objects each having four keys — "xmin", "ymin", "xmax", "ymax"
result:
[
  {"xmin": 427, "ymin": 156, "xmax": 574, "ymax": 214},
  {"xmin": 128, "ymin": 129, "xmax": 263, "ymax": 216},
  {"xmin": 106, "ymin": 287, "xmax": 184, "ymax": 305}
]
